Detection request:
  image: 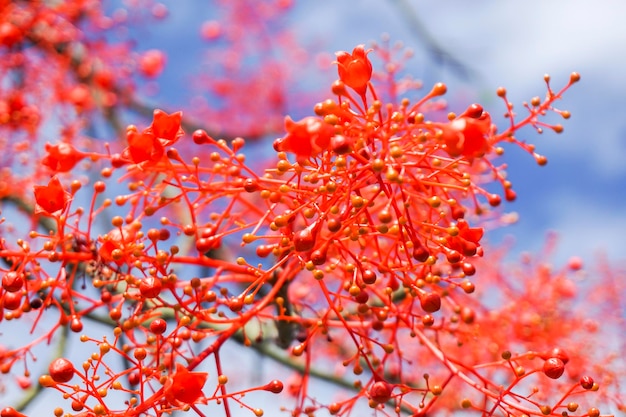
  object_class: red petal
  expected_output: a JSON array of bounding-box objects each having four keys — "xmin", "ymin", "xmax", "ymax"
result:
[
  {"xmin": 151, "ymin": 109, "xmax": 183, "ymax": 144},
  {"xmin": 34, "ymin": 176, "xmax": 70, "ymax": 215}
]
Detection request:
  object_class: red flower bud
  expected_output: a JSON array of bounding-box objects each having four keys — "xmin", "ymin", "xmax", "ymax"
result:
[
  {"xmin": 49, "ymin": 358, "xmax": 75, "ymax": 383},
  {"xmin": 369, "ymin": 380, "xmax": 393, "ymax": 403},
  {"xmin": 335, "ymin": 45, "xmax": 373, "ymax": 95},
  {"xmin": 42, "ymin": 142, "xmax": 86, "ymax": 173},
  {"xmin": 543, "ymin": 357, "xmax": 565, "ymax": 379}
]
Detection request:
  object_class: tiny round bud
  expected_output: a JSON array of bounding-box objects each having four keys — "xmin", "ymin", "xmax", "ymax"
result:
[
  {"xmin": 580, "ymin": 376, "xmax": 594, "ymax": 390},
  {"xmin": 419, "ymin": 292, "xmax": 441, "ymax": 313},
  {"xmin": 294, "ymin": 228, "xmax": 315, "ymax": 252},
  {"xmin": 540, "ymin": 347, "xmax": 569, "ymax": 364},
  {"xmin": 150, "ymin": 318, "xmax": 167, "ymax": 335},
  {"xmin": 362, "ymin": 269, "xmax": 377, "ymax": 285},
  {"xmin": 331, "ymin": 135, "xmax": 352, "ymax": 155},
  {"xmin": 430, "ymin": 82, "xmax": 447, "ymax": 97},
  {"xmin": 369, "ymin": 380, "xmax": 393, "ymax": 403},
  {"xmin": 588, "ymin": 408, "xmax": 600, "ymax": 417},
  {"xmin": 2, "ymin": 272, "xmax": 24, "ymax": 292},
  {"xmin": 70, "ymin": 316, "xmax": 83, "ymax": 333},
  {"xmin": 331, "ymin": 80, "xmax": 347, "ymax": 96},
  {"xmin": 264, "ymin": 379, "xmax": 284, "ymax": 393},
  {"xmin": 462, "ymin": 103, "xmax": 483, "ymax": 119},
  {"xmin": 192, "ymin": 129, "xmax": 212, "ymax": 145},
  {"xmin": 49, "ymin": 358, "xmax": 75, "ymax": 383},
  {"xmin": 542, "ymin": 357, "xmax": 565, "ymax": 379},
  {"xmin": 139, "ymin": 277, "xmax": 162, "ymax": 299}
]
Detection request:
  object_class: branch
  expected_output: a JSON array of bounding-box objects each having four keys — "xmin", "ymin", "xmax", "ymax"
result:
[{"xmin": 388, "ymin": 0, "xmax": 476, "ymax": 80}]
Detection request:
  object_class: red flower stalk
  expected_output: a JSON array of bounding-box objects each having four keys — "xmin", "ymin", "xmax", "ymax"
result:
[
  {"xmin": 33, "ymin": 176, "xmax": 71, "ymax": 215},
  {"xmin": 335, "ymin": 44, "xmax": 372, "ymax": 95}
]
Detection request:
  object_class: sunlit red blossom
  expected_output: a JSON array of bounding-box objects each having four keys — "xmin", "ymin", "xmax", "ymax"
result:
[
  {"xmin": 439, "ymin": 111, "xmax": 492, "ymax": 159},
  {"xmin": 125, "ymin": 130, "xmax": 164, "ymax": 164},
  {"xmin": 42, "ymin": 142, "xmax": 86, "ymax": 172},
  {"xmin": 148, "ymin": 109, "xmax": 184, "ymax": 145},
  {"xmin": 273, "ymin": 116, "xmax": 335, "ymax": 161},
  {"xmin": 33, "ymin": 176, "xmax": 71, "ymax": 215},
  {"xmin": 163, "ymin": 363, "xmax": 208, "ymax": 405},
  {"xmin": 335, "ymin": 45, "xmax": 372, "ymax": 95}
]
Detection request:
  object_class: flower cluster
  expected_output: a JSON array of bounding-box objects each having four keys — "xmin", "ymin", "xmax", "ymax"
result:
[{"xmin": 0, "ymin": 19, "xmax": 622, "ymax": 417}]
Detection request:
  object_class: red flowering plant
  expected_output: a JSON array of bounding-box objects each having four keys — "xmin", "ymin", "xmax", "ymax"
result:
[{"xmin": 0, "ymin": 3, "xmax": 624, "ymax": 417}]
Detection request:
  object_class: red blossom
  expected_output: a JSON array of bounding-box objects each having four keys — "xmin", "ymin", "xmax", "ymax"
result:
[
  {"xmin": 42, "ymin": 142, "xmax": 86, "ymax": 173},
  {"xmin": 446, "ymin": 219, "xmax": 484, "ymax": 257},
  {"xmin": 33, "ymin": 176, "xmax": 71, "ymax": 215},
  {"xmin": 126, "ymin": 130, "xmax": 164, "ymax": 165},
  {"xmin": 439, "ymin": 110, "xmax": 492, "ymax": 159},
  {"xmin": 98, "ymin": 226, "xmax": 138, "ymax": 266},
  {"xmin": 335, "ymin": 45, "xmax": 372, "ymax": 95},
  {"xmin": 163, "ymin": 363, "xmax": 208, "ymax": 405},
  {"xmin": 273, "ymin": 116, "xmax": 335, "ymax": 161},
  {"xmin": 148, "ymin": 109, "xmax": 184, "ymax": 145}
]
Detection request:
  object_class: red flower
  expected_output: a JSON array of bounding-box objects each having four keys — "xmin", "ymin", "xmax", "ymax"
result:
[
  {"xmin": 164, "ymin": 363, "xmax": 208, "ymax": 405},
  {"xmin": 42, "ymin": 142, "xmax": 86, "ymax": 172},
  {"xmin": 446, "ymin": 219, "xmax": 484, "ymax": 257},
  {"xmin": 439, "ymin": 110, "xmax": 492, "ymax": 159},
  {"xmin": 273, "ymin": 116, "xmax": 335, "ymax": 162},
  {"xmin": 98, "ymin": 226, "xmax": 138, "ymax": 266},
  {"xmin": 126, "ymin": 130, "xmax": 164, "ymax": 165},
  {"xmin": 335, "ymin": 45, "xmax": 372, "ymax": 95},
  {"xmin": 148, "ymin": 109, "xmax": 184, "ymax": 146},
  {"xmin": 34, "ymin": 176, "xmax": 71, "ymax": 215}
]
